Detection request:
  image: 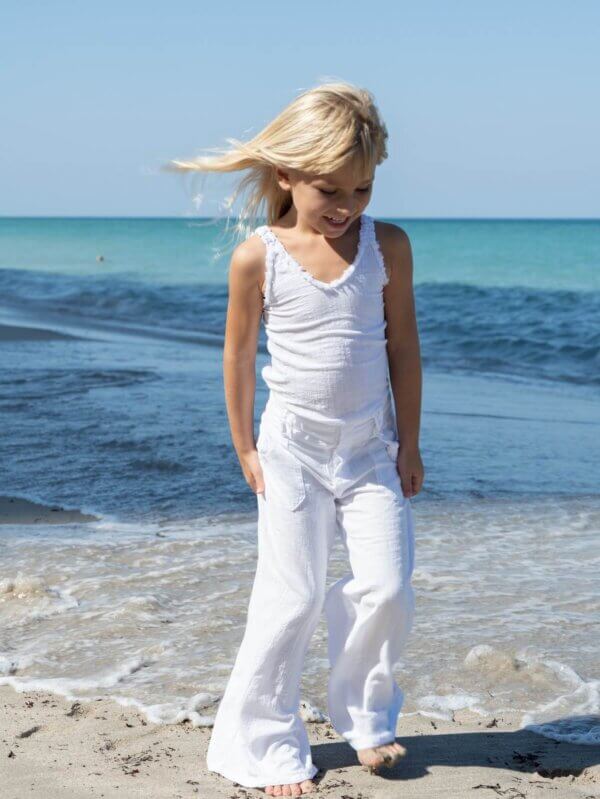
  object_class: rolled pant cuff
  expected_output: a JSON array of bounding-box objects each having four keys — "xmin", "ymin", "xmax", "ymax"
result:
[{"xmin": 346, "ymin": 731, "xmax": 398, "ymax": 751}]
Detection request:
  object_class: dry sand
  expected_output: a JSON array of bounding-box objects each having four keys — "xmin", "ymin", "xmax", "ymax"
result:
[{"xmin": 2, "ymin": 685, "xmax": 599, "ymax": 799}]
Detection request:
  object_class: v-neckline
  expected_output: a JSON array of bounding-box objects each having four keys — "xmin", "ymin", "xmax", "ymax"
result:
[{"xmin": 265, "ymin": 214, "xmax": 366, "ymax": 290}]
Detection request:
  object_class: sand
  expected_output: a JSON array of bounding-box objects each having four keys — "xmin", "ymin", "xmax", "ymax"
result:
[
  {"xmin": 0, "ymin": 496, "xmax": 99, "ymax": 525},
  {"xmin": 0, "ymin": 321, "xmax": 79, "ymax": 342},
  {"xmin": 1, "ymin": 686, "xmax": 599, "ymax": 798}
]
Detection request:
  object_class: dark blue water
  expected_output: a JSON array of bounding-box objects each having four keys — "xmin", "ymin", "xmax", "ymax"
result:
[{"xmin": 1, "ymin": 218, "xmax": 599, "ymax": 522}]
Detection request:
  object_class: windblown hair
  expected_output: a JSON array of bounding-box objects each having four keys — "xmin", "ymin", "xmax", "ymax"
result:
[{"xmin": 169, "ymin": 80, "xmax": 388, "ymax": 243}]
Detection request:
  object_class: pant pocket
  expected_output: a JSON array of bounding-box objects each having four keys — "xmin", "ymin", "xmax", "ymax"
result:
[
  {"xmin": 257, "ymin": 427, "xmax": 306, "ymax": 511},
  {"xmin": 370, "ymin": 418, "xmax": 402, "ymax": 489},
  {"xmin": 380, "ymin": 435, "xmax": 400, "ymax": 462},
  {"xmin": 373, "ymin": 420, "xmax": 400, "ymax": 463},
  {"xmin": 286, "ymin": 422, "xmax": 338, "ymax": 464}
]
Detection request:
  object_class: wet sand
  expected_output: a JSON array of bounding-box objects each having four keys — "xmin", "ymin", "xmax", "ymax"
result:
[
  {"xmin": 0, "ymin": 496, "xmax": 98, "ymax": 525},
  {"xmin": 2, "ymin": 685, "xmax": 599, "ymax": 798},
  {"xmin": 0, "ymin": 320, "xmax": 79, "ymax": 342}
]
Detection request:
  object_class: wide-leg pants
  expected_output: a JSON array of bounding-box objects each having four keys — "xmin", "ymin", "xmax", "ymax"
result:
[{"xmin": 206, "ymin": 393, "xmax": 416, "ymax": 788}]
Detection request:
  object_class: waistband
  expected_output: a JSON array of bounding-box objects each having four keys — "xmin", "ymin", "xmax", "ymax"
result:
[{"xmin": 261, "ymin": 392, "xmax": 391, "ymax": 448}]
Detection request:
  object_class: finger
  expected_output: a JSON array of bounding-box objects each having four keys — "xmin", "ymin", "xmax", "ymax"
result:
[
  {"xmin": 255, "ymin": 472, "xmax": 265, "ymax": 495},
  {"xmin": 400, "ymin": 473, "xmax": 412, "ymax": 498}
]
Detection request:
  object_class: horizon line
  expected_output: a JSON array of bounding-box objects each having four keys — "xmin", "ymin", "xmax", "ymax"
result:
[{"xmin": 1, "ymin": 215, "xmax": 599, "ymax": 222}]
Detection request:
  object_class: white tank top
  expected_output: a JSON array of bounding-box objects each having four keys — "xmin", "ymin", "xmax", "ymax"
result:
[{"xmin": 252, "ymin": 213, "xmax": 392, "ymax": 425}]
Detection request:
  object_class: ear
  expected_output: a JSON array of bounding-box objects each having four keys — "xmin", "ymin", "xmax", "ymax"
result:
[{"xmin": 274, "ymin": 166, "xmax": 293, "ymax": 192}]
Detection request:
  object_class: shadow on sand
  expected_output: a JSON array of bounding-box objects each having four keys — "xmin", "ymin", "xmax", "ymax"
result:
[{"xmin": 311, "ymin": 716, "xmax": 600, "ymax": 788}]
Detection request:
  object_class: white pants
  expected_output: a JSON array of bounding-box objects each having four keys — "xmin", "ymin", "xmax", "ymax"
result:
[{"xmin": 206, "ymin": 393, "xmax": 416, "ymax": 788}]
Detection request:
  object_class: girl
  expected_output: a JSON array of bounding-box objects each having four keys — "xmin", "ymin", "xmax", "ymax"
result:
[{"xmin": 172, "ymin": 81, "xmax": 424, "ymax": 796}]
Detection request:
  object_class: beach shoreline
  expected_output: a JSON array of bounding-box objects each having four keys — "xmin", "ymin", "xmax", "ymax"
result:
[
  {"xmin": 0, "ymin": 495, "xmax": 99, "ymax": 526},
  {"xmin": 2, "ymin": 684, "xmax": 598, "ymax": 798},
  {"xmin": 2, "ymin": 220, "xmax": 599, "ymax": 796}
]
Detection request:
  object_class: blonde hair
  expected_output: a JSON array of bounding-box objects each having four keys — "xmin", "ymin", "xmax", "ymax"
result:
[{"xmin": 169, "ymin": 80, "xmax": 388, "ymax": 244}]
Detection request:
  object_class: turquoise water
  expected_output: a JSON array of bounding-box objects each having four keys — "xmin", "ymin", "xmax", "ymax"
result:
[
  {"xmin": 1, "ymin": 217, "xmax": 599, "ymax": 291},
  {"xmin": 1, "ymin": 216, "xmax": 599, "ymax": 522}
]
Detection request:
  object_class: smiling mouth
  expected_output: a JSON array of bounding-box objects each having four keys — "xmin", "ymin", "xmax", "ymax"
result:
[{"xmin": 324, "ymin": 215, "xmax": 349, "ymax": 227}]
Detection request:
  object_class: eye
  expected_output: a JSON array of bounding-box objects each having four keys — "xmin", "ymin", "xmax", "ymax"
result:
[{"xmin": 318, "ymin": 185, "xmax": 372, "ymax": 195}]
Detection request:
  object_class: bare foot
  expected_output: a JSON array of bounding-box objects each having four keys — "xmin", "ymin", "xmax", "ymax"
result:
[
  {"xmin": 264, "ymin": 778, "xmax": 316, "ymax": 795},
  {"xmin": 357, "ymin": 741, "xmax": 407, "ymax": 774}
]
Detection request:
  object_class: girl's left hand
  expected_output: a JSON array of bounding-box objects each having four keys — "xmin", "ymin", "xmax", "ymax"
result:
[{"xmin": 396, "ymin": 444, "xmax": 424, "ymax": 498}]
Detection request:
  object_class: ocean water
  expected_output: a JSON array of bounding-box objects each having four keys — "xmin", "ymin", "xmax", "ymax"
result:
[{"xmin": 1, "ymin": 217, "xmax": 599, "ymax": 745}]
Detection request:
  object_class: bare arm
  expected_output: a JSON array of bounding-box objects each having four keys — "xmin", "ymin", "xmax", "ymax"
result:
[
  {"xmin": 380, "ymin": 222, "xmax": 425, "ymax": 497},
  {"xmin": 222, "ymin": 235, "xmax": 267, "ymax": 494}
]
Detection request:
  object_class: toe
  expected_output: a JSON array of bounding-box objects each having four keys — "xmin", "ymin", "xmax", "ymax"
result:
[
  {"xmin": 300, "ymin": 780, "xmax": 315, "ymax": 794},
  {"xmin": 282, "ymin": 786, "xmax": 291, "ymax": 796},
  {"xmin": 388, "ymin": 742, "xmax": 405, "ymax": 758}
]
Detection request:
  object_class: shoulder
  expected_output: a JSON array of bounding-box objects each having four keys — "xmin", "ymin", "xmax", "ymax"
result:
[
  {"xmin": 372, "ymin": 219, "xmax": 411, "ymax": 255},
  {"xmin": 228, "ymin": 230, "xmax": 267, "ymax": 287},
  {"xmin": 372, "ymin": 219, "xmax": 413, "ymax": 283}
]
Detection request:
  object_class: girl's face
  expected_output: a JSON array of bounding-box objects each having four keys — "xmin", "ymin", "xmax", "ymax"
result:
[{"xmin": 276, "ymin": 162, "xmax": 374, "ymax": 236}]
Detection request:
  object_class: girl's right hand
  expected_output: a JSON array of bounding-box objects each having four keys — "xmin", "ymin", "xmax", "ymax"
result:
[{"xmin": 239, "ymin": 449, "xmax": 266, "ymax": 496}]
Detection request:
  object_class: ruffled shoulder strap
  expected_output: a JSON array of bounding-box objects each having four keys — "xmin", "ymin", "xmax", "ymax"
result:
[
  {"xmin": 252, "ymin": 225, "xmax": 277, "ymax": 308},
  {"xmin": 361, "ymin": 214, "xmax": 390, "ymax": 287}
]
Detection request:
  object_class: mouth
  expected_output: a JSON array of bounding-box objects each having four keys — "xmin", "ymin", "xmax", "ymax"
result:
[{"xmin": 323, "ymin": 215, "xmax": 350, "ymax": 229}]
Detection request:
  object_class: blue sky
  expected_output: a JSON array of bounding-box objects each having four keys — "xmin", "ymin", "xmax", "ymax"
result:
[{"xmin": 2, "ymin": 1, "xmax": 598, "ymax": 218}]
